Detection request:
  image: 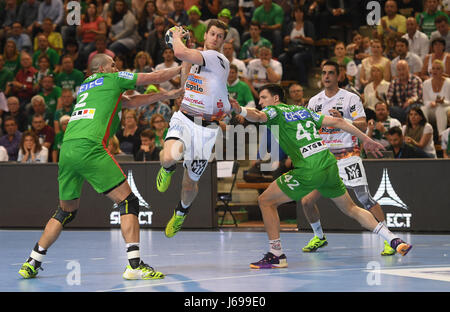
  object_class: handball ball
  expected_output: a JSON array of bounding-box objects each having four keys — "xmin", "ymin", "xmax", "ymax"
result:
[{"xmin": 165, "ymin": 27, "xmax": 189, "ymax": 49}]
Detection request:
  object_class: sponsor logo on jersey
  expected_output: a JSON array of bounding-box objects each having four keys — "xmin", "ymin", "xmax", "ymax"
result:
[
  {"xmin": 262, "ymin": 107, "xmax": 277, "ymax": 119},
  {"xmin": 69, "ymin": 109, "xmax": 96, "ymax": 121},
  {"xmin": 78, "ymin": 77, "xmax": 104, "ymax": 94},
  {"xmin": 183, "ymin": 95, "xmax": 204, "ymax": 108},
  {"xmin": 185, "ymin": 74, "xmax": 205, "ymax": 94},
  {"xmin": 118, "ymin": 71, "xmax": 134, "ymax": 80},
  {"xmin": 300, "ymin": 140, "xmax": 328, "ymax": 158},
  {"xmin": 344, "ymin": 163, "xmax": 363, "ymax": 180},
  {"xmin": 283, "ymin": 110, "xmax": 312, "ymax": 122},
  {"xmin": 319, "ymin": 126, "xmax": 342, "ymax": 135}
]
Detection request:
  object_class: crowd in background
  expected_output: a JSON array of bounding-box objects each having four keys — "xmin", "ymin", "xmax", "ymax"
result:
[{"xmin": 0, "ymin": 0, "xmax": 449, "ymax": 164}]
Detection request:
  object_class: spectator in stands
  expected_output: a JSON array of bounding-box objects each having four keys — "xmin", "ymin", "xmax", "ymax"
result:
[
  {"xmin": 238, "ymin": 21, "xmax": 272, "ymax": 65},
  {"xmin": 53, "ymin": 89, "xmax": 74, "ymax": 134},
  {"xmin": 0, "ymin": 0, "xmax": 18, "ymax": 44},
  {"xmin": 375, "ymin": 0, "xmax": 406, "ymax": 43},
  {"xmin": 155, "ymin": 0, "xmax": 175, "ymax": 17},
  {"xmin": 330, "ymin": 41, "xmax": 358, "ymax": 84},
  {"xmin": 363, "ymin": 64, "xmax": 390, "ymax": 114},
  {"xmin": 199, "ymin": 0, "xmax": 220, "ymax": 21},
  {"xmin": 0, "ymin": 116, "xmax": 22, "ymax": 161},
  {"xmin": 170, "ymin": 95, "xmax": 182, "ymax": 114},
  {"xmin": 402, "ymin": 17, "xmax": 430, "ymax": 60},
  {"xmin": 154, "ymin": 48, "xmax": 180, "ymax": 92},
  {"xmin": 227, "ymin": 64, "xmax": 255, "ymax": 125},
  {"xmin": 16, "ymin": 0, "xmax": 39, "ymax": 36},
  {"xmin": 402, "ymin": 106, "xmax": 437, "ymax": 158},
  {"xmin": 387, "ymin": 60, "xmax": 423, "ymax": 123},
  {"xmin": 367, "ymin": 102, "xmax": 402, "ymax": 148},
  {"xmin": 107, "ymin": 0, "xmax": 141, "ymax": 56},
  {"xmin": 140, "ymin": 87, "xmax": 172, "ymax": 122},
  {"xmin": 2, "ymin": 40, "xmax": 20, "ymax": 75},
  {"xmin": 116, "ymin": 109, "xmax": 142, "ymax": 157},
  {"xmin": 77, "ymin": 2, "xmax": 107, "ymax": 62},
  {"xmin": 37, "ymin": 0, "xmax": 64, "ymax": 29},
  {"xmin": 238, "ymin": 0, "xmax": 256, "ymax": 31},
  {"xmin": 422, "ymin": 59, "xmax": 450, "ymax": 136},
  {"xmin": 390, "ymin": 38, "xmax": 423, "ymax": 78},
  {"xmin": 346, "ymin": 31, "xmax": 370, "ymax": 66},
  {"xmin": 8, "ymin": 22, "xmax": 32, "ymax": 54},
  {"xmin": 30, "ymin": 113, "xmax": 54, "ymax": 153},
  {"xmin": 3, "ymin": 96, "xmax": 28, "ymax": 132},
  {"xmin": 386, "ymin": 126, "xmax": 431, "ymax": 158},
  {"xmin": 430, "ymin": 16, "xmax": 450, "ymax": 52},
  {"xmin": 28, "ymin": 95, "xmax": 54, "ymax": 128},
  {"xmin": 0, "ymin": 55, "xmax": 14, "ymax": 92},
  {"xmin": 61, "ymin": 39, "xmax": 84, "ymax": 72},
  {"xmin": 251, "ymin": 0, "xmax": 283, "ymax": 58},
  {"xmin": 168, "ymin": 0, "xmax": 189, "ymax": 27},
  {"xmin": 419, "ymin": 37, "xmax": 450, "ymax": 81},
  {"xmin": 114, "ymin": 54, "xmax": 130, "ymax": 71},
  {"xmin": 32, "ymin": 34, "xmax": 60, "ymax": 71},
  {"xmin": 38, "ymin": 75, "xmax": 61, "ymax": 114},
  {"xmin": 187, "ymin": 5, "xmax": 206, "ymax": 46},
  {"xmin": 397, "ymin": 0, "xmax": 424, "ymax": 18},
  {"xmin": 33, "ymin": 55, "xmax": 53, "ymax": 91},
  {"xmin": 17, "ymin": 130, "xmax": 49, "ymax": 163},
  {"xmin": 138, "ymin": 0, "xmax": 158, "ymax": 50},
  {"xmin": 144, "ymin": 15, "xmax": 167, "ymax": 66},
  {"xmin": 52, "ymin": 114, "xmax": 69, "ymax": 162},
  {"xmin": 87, "ymin": 35, "xmax": 115, "ymax": 67},
  {"xmin": 149, "ymin": 113, "xmax": 168, "ymax": 149},
  {"xmin": 360, "ymin": 39, "xmax": 391, "ymax": 90},
  {"xmin": 223, "ymin": 42, "xmax": 247, "ymax": 80},
  {"xmin": 218, "ymin": 9, "xmax": 241, "ymax": 53},
  {"xmin": 132, "ymin": 51, "xmax": 154, "ymax": 94},
  {"xmin": 440, "ymin": 110, "xmax": 450, "ymax": 158},
  {"xmin": 318, "ymin": 0, "xmax": 360, "ymax": 41},
  {"xmin": 383, "ymin": 32, "xmax": 398, "ymax": 60},
  {"xmin": 135, "ymin": 128, "xmax": 161, "ymax": 161},
  {"xmin": 34, "ymin": 18, "xmax": 63, "ymax": 55},
  {"xmin": 247, "ymin": 46, "xmax": 283, "ymax": 99},
  {"xmin": 278, "ymin": 5, "xmax": 315, "ymax": 86},
  {"xmin": 287, "ymin": 83, "xmax": 306, "ymax": 107},
  {"xmin": 416, "ymin": 0, "xmax": 449, "ymax": 38},
  {"xmin": 10, "ymin": 52, "xmax": 37, "ymax": 107},
  {"xmin": 55, "ymin": 55, "xmax": 85, "ymax": 94}
]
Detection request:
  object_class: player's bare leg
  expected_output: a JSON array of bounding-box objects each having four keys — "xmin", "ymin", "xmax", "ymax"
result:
[
  {"xmin": 250, "ymin": 181, "xmax": 292, "ymax": 269},
  {"xmin": 301, "ymin": 191, "xmax": 328, "ymax": 252},
  {"xmin": 157, "ymin": 139, "xmax": 184, "ymax": 192}
]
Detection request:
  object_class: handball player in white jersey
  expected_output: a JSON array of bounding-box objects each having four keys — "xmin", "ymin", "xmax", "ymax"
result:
[
  {"xmin": 156, "ymin": 20, "xmax": 231, "ymax": 238},
  {"xmin": 303, "ymin": 60, "xmax": 396, "ymax": 256}
]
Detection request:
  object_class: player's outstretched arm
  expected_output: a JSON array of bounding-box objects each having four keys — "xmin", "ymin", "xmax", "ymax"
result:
[
  {"xmin": 322, "ymin": 116, "xmax": 385, "ymax": 158},
  {"xmin": 136, "ymin": 66, "xmax": 182, "ymax": 86},
  {"xmin": 122, "ymin": 88, "xmax": 184, "ymax": 108},
  {"xmin": 172, "ymin": 26, "xmax": 204, "ymax": 65},
  {"xmin": 230, "ymin": 97, "xmax": 268, "ymax": 123}
]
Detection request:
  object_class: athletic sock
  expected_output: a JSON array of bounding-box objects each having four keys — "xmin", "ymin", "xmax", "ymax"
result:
[
  {"xmin": 27, "ymin": 243, "xmax": 47, "ymax": 268},
  {"xmin": 373, "ymin": 222, "xmax": 397, "ymax": 245},
  {"xmin": 310, "ymin": 221, "xmax": 324, "ymax": 239},
  {"xmin": 269, "ymin": 238, "xmax": 283, "ymax": 257},
  {"xmin": 126, "ymin": 243, "xmax": 141, "ymax": 269},
  {"xmin": 176, "ymin": 201, "xmax": 190, "ymax": 216}
]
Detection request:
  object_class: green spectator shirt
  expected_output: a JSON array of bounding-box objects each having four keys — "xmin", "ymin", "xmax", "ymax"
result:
[
  {"xmin": 416, "ymin": 11, "xmax": 450, "ymax": 37},
  {"xmin": 251, "ymin": 3, "xmax": 284, "ymax": 26},
  {"xmin": 56, "ymin": 69, "xmax": 85, "ymax": 93},
  {"xmin": 40, "ymin": 86, "xmax": 62, "ymax": 114},
  {"xmin": 262, "ymin": 104, "xmax": 336, "ymax": 172},
  {"xmin": 32, "ymin": 48, "xmax": 60, "ymax": 70},
  {"xmin": 64, "ymin": 71, "xmax": 138, "ymax": 145},
  {"xmin": 239, "ymin": 37, "xmax": 272, "ymax": 60},
  {"xmin": 0, "ymin": 68, "xmax": 14, "ymax": 91},
  {"xmin": 227, "ymin": 79, "xmax": 254, "ymax": 107},
  {"xmin": 187, "ymin": 22, "xmax": 207, "ymax": 44},
  {"xmin": 4, "ymin": 57, "xmax": 20, "ymax": 75},
  {"xmin": 54, "ymin": 107, "xmax": 74, "ymax": 125}
]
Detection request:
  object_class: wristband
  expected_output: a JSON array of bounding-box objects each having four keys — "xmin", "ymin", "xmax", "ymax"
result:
[{"xmin": 240, "ymin": 106, "xmax": 248, "ymax": 117}]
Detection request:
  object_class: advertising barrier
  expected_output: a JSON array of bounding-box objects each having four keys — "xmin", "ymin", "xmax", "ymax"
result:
[
  {"xmin": 296, "ymin": 159, "xmax": 450, "ymax": 232},
  {"xmin": 0, "ymin": 162, "xmax": 217, "ymax": 229}
]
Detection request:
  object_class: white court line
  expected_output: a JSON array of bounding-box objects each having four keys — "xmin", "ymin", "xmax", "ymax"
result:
[
  {"xmin": 97, "ymin": 264, "xmax": 448, "ymax": 292},
  {"xmin": 90, "ymin": 258, "xmax": 105, "ymax": 261},
  {"xmin": 169, "ymin": 253, "xmax": 185, "ymax": 256}
]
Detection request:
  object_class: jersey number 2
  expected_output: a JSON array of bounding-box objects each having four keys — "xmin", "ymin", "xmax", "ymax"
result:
[
  {"xmin": 296, "ymin": 121, "xmax": 321, "ymax": 141},
  {"xmin": 75, "ymin": 93, "xmax": 89, "ymax": 109}
]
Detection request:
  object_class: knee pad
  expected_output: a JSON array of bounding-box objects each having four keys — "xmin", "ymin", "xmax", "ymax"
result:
[
  {"xmin": 352, "ymin": 185, "xmax": 377, "ymax": 210},
  {"xmin": 52, "ymin": 207, "xmax": 78, "ymax": 227},
  {"xmin": 118, "ymin": 193, "xmax": 140, "ymax": 217}
]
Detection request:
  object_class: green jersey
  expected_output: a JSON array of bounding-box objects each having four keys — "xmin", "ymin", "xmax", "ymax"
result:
[
  {"xmin": 262, "ymin": 104, "xmax": 336, "ymax": 171},
  {"xmin": 64, "ymin": 71, "xmax": 138, "ymax": 145}
]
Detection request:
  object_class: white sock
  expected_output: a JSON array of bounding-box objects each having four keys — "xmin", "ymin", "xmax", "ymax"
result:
[
  {"xmin": 269, "ymin": 238, "xmax": 283, "ymax": 257},
  {"xmin": 373, "ymin": 222, "xmax": 396, "ymax": 244},
  {"xmin": 310, "ymin": 221, "xmax": 324, "ymax": 239}
]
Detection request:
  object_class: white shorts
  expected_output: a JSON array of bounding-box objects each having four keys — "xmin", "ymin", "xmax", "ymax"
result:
[
  {"xmin": 337, "ymin": 156, "xmax": 368, "ymax": 188},
  {"xmin": 166, "ymin": 111, "xmax": 219, "ymax": 181}
]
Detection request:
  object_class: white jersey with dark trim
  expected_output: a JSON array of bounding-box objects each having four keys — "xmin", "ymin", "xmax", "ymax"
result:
[
  {"xmin": 181, "ymin": 49, "xmax": 230, "ymax": 121},
  {"xmin": 308, "ymin": 88, "xmax": 366, "ymax": 153}
]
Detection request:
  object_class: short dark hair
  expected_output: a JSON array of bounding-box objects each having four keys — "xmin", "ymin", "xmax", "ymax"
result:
[
  {"xmin": 141, "ymin": 128, "xmax": 155, "ymax": 140},
  {"xmin": 396, "ymin": 37, "xmax": 409, "ymax": 47},
  {"xmin": 249, "ymin": 20, "xmax": 261, "ymax": 29},
  {"xmin": 374, "ymin": 102, "xmax": 388, "ymax": 110},
  {"xmin": 431, "ymin": 37, "xmax": 446, "ymax": 49},
  {"xmin": 258, "ymin": 84, "xmax": 285, "ymax": 103},
  {"xmin": 229, "ymin": 63, "xmax": 238, "ymax": 72},
  {"xmin": 322, "ymin": 60, "xmax": 340, "ymax": 75},
  {"xmin": 435, "ymin": 15, "xmax": 449, "ymax": 25},
  {"xmin": 387, "ymin": 126, "xmax": 402, "ymax": 136},
  {"xmin": 3, "ymin": 116, "xmax": 17, "ymax": 125},
  {"xmin": 206, "ymin": 19, "xmax": 228, "ymax": 38}
]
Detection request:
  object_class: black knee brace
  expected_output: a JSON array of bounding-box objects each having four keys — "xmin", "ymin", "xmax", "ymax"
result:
[
  {"xmin": 52, "ymin": 207, "xmax": 78, "ymax": 227},
  {"xmin": 118, "ymin": 193, "xmax": 140, "ymax": 217}
]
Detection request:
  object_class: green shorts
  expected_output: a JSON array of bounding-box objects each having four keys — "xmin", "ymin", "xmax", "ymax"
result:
[
  {"xmin": 276, "ymin": 164, "xmax": 346, "ymax": 202},
  {"xmin": 58, "ymin": 139, "xmax": 126, "ymax": 200}
]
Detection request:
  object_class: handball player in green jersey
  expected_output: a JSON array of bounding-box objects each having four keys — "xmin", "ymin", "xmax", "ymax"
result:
[
  {"xmin": 19, "ymin": 54, "xmax": 185, "ymax": 280},
  {"xmin": 229, "ymin": 84, "xmax": 412, "ymax": 269}
]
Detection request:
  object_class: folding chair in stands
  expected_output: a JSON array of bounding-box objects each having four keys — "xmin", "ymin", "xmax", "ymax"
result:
[{"xmin": 217, "ymin": 161, "xmax": 240, "ymax": 227}]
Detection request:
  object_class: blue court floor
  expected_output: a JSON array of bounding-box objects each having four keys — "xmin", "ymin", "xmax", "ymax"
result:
[{"xmin": 1, "ymin": 229, "xmax": 449, "ymax": 292}]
